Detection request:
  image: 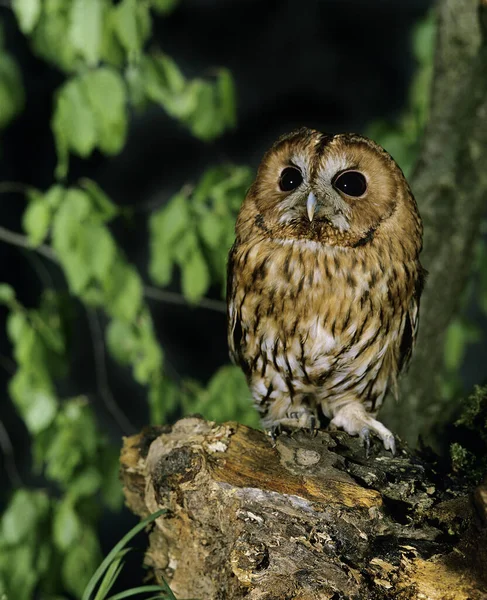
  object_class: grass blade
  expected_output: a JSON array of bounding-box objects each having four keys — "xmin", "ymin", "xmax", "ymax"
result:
[
  {"xmin": 106, "ymin": 585, "xmax": 169, "ymax": 600},
  {"xmin": 94, "ymin": 550, "xmax": 130, "ymax": 600},
  {"xmin": 82, "ymin": 509, "xmax": 166, "ymax": 600}
]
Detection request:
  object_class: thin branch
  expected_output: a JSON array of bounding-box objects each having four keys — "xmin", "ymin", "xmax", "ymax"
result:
[
  {"xmin": 144, "ymin": 285, "xmax": 226, "ymax": 314},
  {"xmin": 0, "ymin": 181, "xmax": 30, "ymax": 194},
  {"xmin": 0, "ymin": 225, "xmax": 59, "ymax": 263},
  {"xmin": 0, "ymin": 419, "xmax": 23, "ymax": 487},
  {"xmin": 86, "ymin": 308, "xmax": 136, "ymax": 436},
  {"xmin": 21, "ymin": 248, "xmax": 56, "ymax": 290},
  {"xmin": 0, "ymin": 224, "xmax": 227, "ymax": 313}
]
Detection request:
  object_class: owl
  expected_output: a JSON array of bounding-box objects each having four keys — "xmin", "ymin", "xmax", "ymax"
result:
[{"xmin": 226, "ymin": 128, "xmax": 425, "ymax": 453}]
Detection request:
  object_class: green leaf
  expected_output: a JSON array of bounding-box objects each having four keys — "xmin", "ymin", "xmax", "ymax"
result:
[
  {"xmin": 106, "ymin": 319, "xmax": 138, "ymax": 364},
  {"xmin": 1, "ymin": 489, "xmax": 50, "ymax": 545},
  {"xmin": 99, "ymin": 447, "xmax": 124, "ymax": 511},
  {"xmin": 0, "ymin": 545, "xmax": 39, "ymax": 600},
  {"xmin": 81, "ymin": 68, "xmax": 128, "ymax": 155},
  {"xmin": 150, "ymin": 0, "xmax": 179, "ymax": 14},
  {"xmin": 141, "ymin": 54, "xmax": 196, "ymax": 120},
  {"xmin": 53, "ymin": 499, "xmax": 82, "ymax": 550},
  {"xmin": 52, "ymin": 78, "xmax": 97, "ymax": 178},
  {"xmin": 80, "ymin": 179, "xmax": 119, "ymax": 222},
  {"xmin": 152, "ymin": 192, "xmax": 190, "ymax": 245},
  {"xmin": 51, "ymin": 189, "xmax": 96, "ymax": 294},
  {"xmin": 43, "ymin": 398, "xmax": 99, "ymax": 485},
  {"xmin": 444, "ymin": 319, "xmax": 466, "ymax": 372},
  {"xmin": 185, "ymin": 365, "xmax": 257, "ymax": 426},
  {"xmin": 112, "ymin": 0, "xmax": 141, "ymax": 57},
  {"xmin": 83, "ymin": 223, "xmax": 118, "ymax": 281},
  {"xmin": 0, "ymin": 284, "xmax": 15, "ymax": 304},
  {"xmin": 63, "ymin": 526, "xmax": 101, "ymax": 598},
  {"xmin": 22, "ymin": 189, "xmax": 52, "ymax": 246},
  {"xmin": 181, "ymin": 246, "xmax": 210, "ymax": 303},
  {"xmin": 188, "ymin": 81, "xmax": 218, "ymax": 140},
  {"xmin": 9, "ymin": 371, "xmax": 58, "ymax": 434},
  {"xmin": 69, "ymin": 0, "xmax": 103, "ymax": 66},
  {"xmin": 103, "ymin": 262, "xmax": 143, "ymax": 322},
  {"xmin": 30, "ymin": 2, "xmax": 77, "ymax": 73},
  {"xmin": 0, "ymin": 52, "xmax": 25, "ymax": 129},
  {"xmin": 149, "ymin": 192, "xmax": 190, "ymax": 285},
  {"xmin": 12, "ymin": 0, "xmax": 41, "ymax": 34},
  {"xmin": 198, "ymin": 212, "xmax": 224, "ymax": 249},
  {"xmin": 68, "ymin": 467, "xmax": 103, "ymax": 500},
  {"xmin": 44, "ymin": 184, "xmax": 65, "ymax": 210},
  {"xmin": 148, "ymin": 377, "xmax": 178, "ymax": 424},
  {"xmin": 217, "ymin": 69, "xmax": 236, "ymax": 129},
  {"xmin": 132, "ymin": 310, "xmax": 163, "ymax": 384}
]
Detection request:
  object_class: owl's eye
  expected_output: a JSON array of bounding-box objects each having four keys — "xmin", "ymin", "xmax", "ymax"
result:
[
  {"xmin": 279, "ymin": 167, "xmax": 303, "ymax": 192},
  {"xmin": 333, "ymin": 171, "xmax": 367, "ymax": 197}
]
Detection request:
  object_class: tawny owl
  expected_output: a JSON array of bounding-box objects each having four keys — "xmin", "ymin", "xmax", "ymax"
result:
[{"xmin": 227, "ymin": 128, "xmax": 425, "ymax": 453}]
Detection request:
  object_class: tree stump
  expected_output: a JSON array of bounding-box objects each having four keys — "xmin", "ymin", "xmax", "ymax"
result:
[{"xmin": 120, "ymin": 417, "xmax": 487, "ymax": 599}]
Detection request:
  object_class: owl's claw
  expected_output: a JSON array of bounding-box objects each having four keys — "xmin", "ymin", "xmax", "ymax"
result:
[
  {"xmin": 359, "ymin": 427, "xmax": 371, "ymax": 458},
  {"xmin": 330, "ymin": 403, "xmax": 396, "ymax": 456},
  {"xmin": 266, "ymin": 424, "xmax": 282, "ymax": 443},
  {"xmin": 308, "ymin": 414, "xmax": 318, "ymax": 437}
]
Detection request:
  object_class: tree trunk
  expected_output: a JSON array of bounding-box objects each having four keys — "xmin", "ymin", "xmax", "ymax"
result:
[
  {"xmin": 120, "ymin": 417, "xmax": 487, "ymax": 600},
  {"xmin": 384, "ymin": 0, "xmax": 487, "ymax": 444}
]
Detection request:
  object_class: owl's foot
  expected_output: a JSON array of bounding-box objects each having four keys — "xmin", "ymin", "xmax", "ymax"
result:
[
  {"xmin": 330, "ymin": 403, "xmax": 396, "ymax": 456},
  {"xmin": 264, "ymin": 409, "xmax": 318, "ymax": 442},
  {"xmin": 282, "ymin": 410, "xmax": 318, "ymax": 434}
]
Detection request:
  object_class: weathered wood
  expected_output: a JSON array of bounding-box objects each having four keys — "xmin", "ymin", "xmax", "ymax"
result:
[{"xmin": 120, "ymin": 417, "xmax": 487, "ymax": 599}]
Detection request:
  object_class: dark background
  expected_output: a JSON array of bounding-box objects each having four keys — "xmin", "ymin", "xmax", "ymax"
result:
[{"xmin": 1, "ymin": 0, "xmax": 456, "ymax": 590}]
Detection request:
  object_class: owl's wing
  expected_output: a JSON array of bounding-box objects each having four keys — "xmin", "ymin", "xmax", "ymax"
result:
[
  {"xmin": 398, "ymin": 266, "xmax": 427, "ymax": 373},
  {"xmin": 226, "ymin": 243, "xmax": 244, "ymax": 367}
]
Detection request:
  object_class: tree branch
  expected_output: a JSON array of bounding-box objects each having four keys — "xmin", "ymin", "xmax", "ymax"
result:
[
  {"xmin": 384, "ymin": 0, "xmax": 487, "ymax": 444},
  {"xmin": 121, "ymin": 417, "xmax": 487, "ymax": 600},
  {"xmin": 0, "ymin": 225, "xmax": 226, "ymax": 313}
]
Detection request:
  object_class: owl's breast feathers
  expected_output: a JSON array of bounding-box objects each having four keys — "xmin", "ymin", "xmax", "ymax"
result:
[{"xmin": 227, "ymin": 218, "xmax": 424, "ymax": 413}]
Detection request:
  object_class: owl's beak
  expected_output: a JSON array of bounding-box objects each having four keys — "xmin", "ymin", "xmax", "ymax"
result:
[{"xmin": 306, "ymin": 192, "xmax": 317, "ymax": 222}]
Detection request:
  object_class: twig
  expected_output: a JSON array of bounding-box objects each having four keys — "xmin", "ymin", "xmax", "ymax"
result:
[
  {"xmin": 144, "ymin": 285, "xmax": 226, "ymax": 314},
  {"xmin": 0, "ymin": 181, "xmax": 30, "ymax": 194},
  {"xmin": 0, "ymin": 419, "xmax": 23, "ymax": 487},
  {"xmin": 86, "ymin": 308, "xmax": 136, "ymax": 436},
  {"xmin": 0, "ymin": 225, "xmax": 59, "ymax": 263},
  {"xmin": 0, "ymin": 224, "xmax": 227, "ymax": 313},
  {"xmin": 21, "ymin": 248, "xmax": 56, "ymax": 289}
]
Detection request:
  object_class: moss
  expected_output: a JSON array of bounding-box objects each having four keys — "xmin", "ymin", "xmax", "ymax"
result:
[{"xmin": 449, "ymin": 386, "xmax": 487, "ymax": 484}]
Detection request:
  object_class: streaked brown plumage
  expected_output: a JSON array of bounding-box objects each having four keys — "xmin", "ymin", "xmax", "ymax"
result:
[{"xmin": 227, "ymin": 128, "xmax": 425, "ymax": 452}]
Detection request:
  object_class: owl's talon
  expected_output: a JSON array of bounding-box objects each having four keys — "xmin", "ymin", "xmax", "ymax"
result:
[
  {"xmin": 330, "ymin": 403, "xmax": 396, "ymax": 456},
  {"xmin": 266, "ymin": 424, "xmax": 282, "ymax": 443},
  {"xmin": 359, "ymin": 427, "xmax": 371, "ymax": 458},
  {"xmin": 383, "ymin": 434, "xmax": 396, "ymax": 456}
]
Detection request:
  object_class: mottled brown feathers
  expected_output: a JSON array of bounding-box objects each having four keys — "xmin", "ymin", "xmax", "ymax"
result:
[{"xmin": 227, "ymin": 128, "xmax": 424, "ymax": 451}]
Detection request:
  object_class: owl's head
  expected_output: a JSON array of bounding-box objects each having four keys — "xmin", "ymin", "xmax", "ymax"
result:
[{"xmin": 238, "ymin": 128, "xmax": 418, "ymax": 248}]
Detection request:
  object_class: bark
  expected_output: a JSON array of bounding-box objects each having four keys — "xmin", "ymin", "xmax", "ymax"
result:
[
  {"xmin": 121, "ymin": 417, "xmax": 487, "ymax": 600},
  {"xmin": 383, "ymin": 0, "xmax": 487, "ymax": 444}
]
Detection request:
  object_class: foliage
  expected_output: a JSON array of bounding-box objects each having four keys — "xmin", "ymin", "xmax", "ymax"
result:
[
  {"xmin": 0, "ymin": 1, "xmax": 243, "ymax": 598},
  {"xmin": 81, "ymin": 508, "xmax": 175, "ymax": 600},
  {"xmin": 368, "ymin": 11, "xmax": 487, "ymax": 406},
  {"xmin": 450, "ymin": 385, "xmax": 487, "ymax": 484},
  {"xmin": 149, "ymin": 166, "xmax": 253, "ymax": 302},
  {"xmin": 366, "ymin": 10, "xmax": 435, "ymax": 177}
]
